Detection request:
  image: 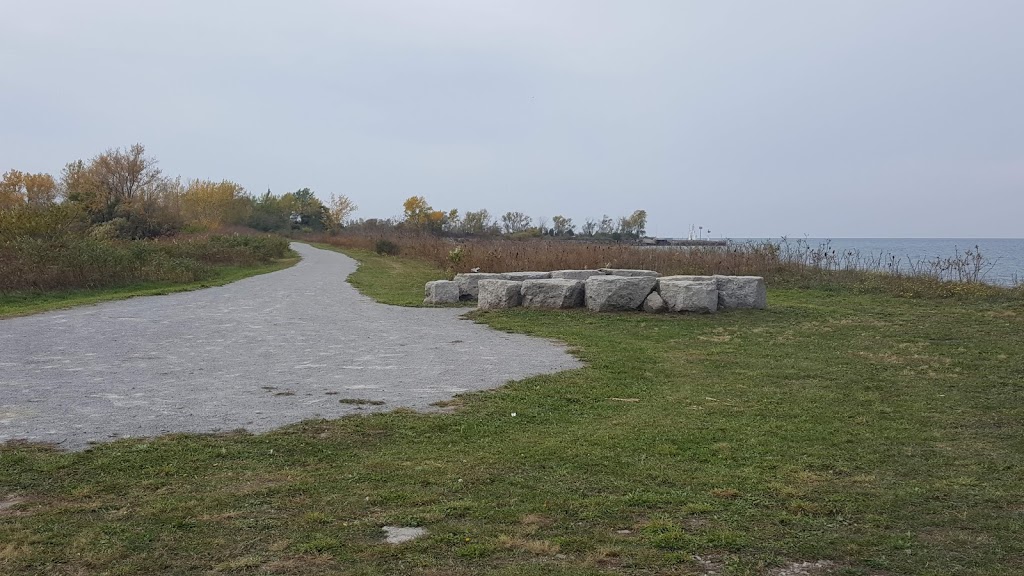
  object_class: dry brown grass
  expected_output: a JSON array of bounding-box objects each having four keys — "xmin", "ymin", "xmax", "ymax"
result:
[
  {"xmin": 309, "ymin": 230, "xmax": 1024, "ymax": 299},
  {"xmin": 313, "ymin": 231, "xmax": 782, "ymax": 277},
  {"xmin": 258, "ymin": 554, "xmax": 335, "ymax": 574},
  {"xmin": 496, "ymin": 535, "xmax": 562, "ymax": 556}
]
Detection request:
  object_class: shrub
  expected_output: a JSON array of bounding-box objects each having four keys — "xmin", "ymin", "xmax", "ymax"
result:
[
  {"xmin": 0, "ymin": 223, "xmax": 290, "ymax": 293},
  {"xmin": 375, "ymin": 239, "xmax": 400, "ymax": 256}
]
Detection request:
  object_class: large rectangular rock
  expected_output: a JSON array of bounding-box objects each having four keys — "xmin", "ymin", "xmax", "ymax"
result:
[
  {"xmin": 501, "ymin": 271, "xmax": 552, "ymax": 281},
  {"xmin": 550, "ymin": 269, "xmax": 608, "ymax": 281},
  {"xmin": 599, "ymin": 268, "xmax": 660, "ymax": 278},
  {"xmin": 658, "ymin": 279, "xmax": 718, "ymax": 313},
  {"xmin": 657, "ymin": 275, "xmax": 715, "ymax": 292},
  {"xmin": 584, "ymin": 275, "xmax": 658, "ymax": 312},
  {"xmin": 521, "ymin": 279, "xmax": 585, "ymax": 309},
  {"xmin": 714, "ymin": 275, "xmax": 767, "ymax": 310},
  {"xmin": 477, "ymin": 279, "xmax": 523, "ymax": 310},
  {"xmin": 423, "ymin": 280, "xmax": 460, "ymax": 305},
  {"xmin": 658, "ymin": 275, "xmax": 715, "ymax": 283},
  {"xmin": 453, "ymin": 272, "xmax": 504, "ymax": 299}
]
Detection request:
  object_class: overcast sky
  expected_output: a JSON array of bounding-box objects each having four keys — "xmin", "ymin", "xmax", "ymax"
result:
[{"xmin": 2, "ymin": 1, "xmax": 1022, "ymax": 238}]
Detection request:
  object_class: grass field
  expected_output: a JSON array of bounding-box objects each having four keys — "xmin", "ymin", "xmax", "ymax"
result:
[
  {"xmin": 1, "ymin": 249, "xmax": 1022, "ymax": 575},
  {"xmin": 0, "ymin": 255, "xmax": 300, "ymax": 319},
  {"xmin": 313, "ymin": 243, "xmax": 471, "ymax": 307}
]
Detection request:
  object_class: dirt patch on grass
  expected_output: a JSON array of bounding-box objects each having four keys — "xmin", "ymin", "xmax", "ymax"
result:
[
  {"xmin": 520, "ymin": 513, "xmax": 554, "ymax": 528},
  {"xmin": 585, "ymin": 546, "xmax": 622, "ymax": 569},
  {"xmin": 769, "ymin": 560, "xmax": 837, "ymax": 575},
  {"xmin": 0, "ymin": 495, "xmax": 29, "ymax": 516},
  {"xmin": 219, "ymin": 472, "xmax": 301, "ymax": 496},
  {"xmin": 497, "ymin": 535, "xmax": 561, "ymax": 556}
]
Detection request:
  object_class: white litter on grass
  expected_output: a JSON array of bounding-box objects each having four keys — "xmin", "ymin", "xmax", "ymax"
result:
[{"xmin": 382, "ymin": 526, "xmax": 427, "ymax": 544}]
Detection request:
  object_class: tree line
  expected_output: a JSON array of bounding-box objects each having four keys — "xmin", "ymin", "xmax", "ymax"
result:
[
  {"xmin": 3, "ymin": 148, "xmax": 645, "ymax": 242},
  {"xmin": 1, "ymin": 144, "xmax": 356, "ymax": 238},
  {"xmin": 347, "ymin": 195, "xmax": 648, "ymax": 241}
]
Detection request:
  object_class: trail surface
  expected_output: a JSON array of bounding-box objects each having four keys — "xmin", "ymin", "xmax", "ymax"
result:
[{"xmin": 0, "ymin": 243, "xmax": 581, "ymax": 450}]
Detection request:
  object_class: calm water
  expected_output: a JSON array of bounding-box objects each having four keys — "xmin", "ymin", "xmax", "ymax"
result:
[{"xmin": 734, "ymin": 238, "xmax": 1024, "ymax": 286}]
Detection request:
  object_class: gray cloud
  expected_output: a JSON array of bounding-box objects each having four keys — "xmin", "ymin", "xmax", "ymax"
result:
[{"xmin": 2, "ymin": 0, "xmax": 1021, "ymax": 237}]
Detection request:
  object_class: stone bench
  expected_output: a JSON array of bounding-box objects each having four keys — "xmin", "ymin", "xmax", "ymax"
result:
[
  {"xmin": 423, "ymin": 280, "xmax": 460, "ymax": 305},
  {"xmin": 658, "ymin": 279, "xmax": 718, "ymax": 313},
  {"xmin": 477, "ymin": 279, "xmax": 524, "ymax": 310},
  {"xmin": 584, "ymin": 275, "xmax": 658, "ymax": 312},
  {"xmin": 435, "ymin": 270, "xmax": 767, "ymax": 313},
  {"xmin": 521, "ymin": 278, "xmax": 585, "ymax": 309}
]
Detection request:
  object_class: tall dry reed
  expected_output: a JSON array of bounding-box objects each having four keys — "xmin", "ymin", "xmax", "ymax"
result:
[{"xmin": 311, "ymin": 231, "xmax": 1022, "ymax": 299}]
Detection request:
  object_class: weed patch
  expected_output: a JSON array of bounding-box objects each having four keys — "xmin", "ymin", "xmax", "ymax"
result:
[{"xmin": 338, "ymin": 399, "xmax": 386, "ymax": 406}]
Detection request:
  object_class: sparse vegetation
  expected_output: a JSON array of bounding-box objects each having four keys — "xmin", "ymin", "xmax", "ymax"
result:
[{"xmin": 338, "ymin": 398, "xmax": 386, "ymax": 406}]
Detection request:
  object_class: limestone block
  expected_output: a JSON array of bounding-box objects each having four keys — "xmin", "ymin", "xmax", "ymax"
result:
[
  {"xmin": 642, "ymin": 291, "xmax": 668, "ymax": 313},
  {"xmin": 453, "ymin": 272, "xmax": 504, "ymax": 299},
  {"xmin": 658, "ymin": 280, "xmax": 718, "ymax": 313},
  {"xmin": 599, "ymin": 268, "xmax": 660, "ymax": 277},
  {"xmin": 477, "ymin": 279, "xmax": 523, "ymax": 310},
  {"xmin": 521, "ymin": 279, "xmax": 585, "ymax": 309},
  {"xmin": 714, "ymin": 275, "xmax": 767, "ymax": 310},
  {"xmin": 423, "ymin": 280, "xmax": 460, "ymax": 305},
  {"xmin": 501, "ymin": 271, "xmax": 552, "ymax": 281},
  {"xmin": 550, "ymin": 270, "xmax": 608, "ymax": 281},
  {"xmin": 658, "ymin": 275, "xmax": 715, "ymax": 284},
  {"xmin": 584, "ymin": 276, "xmax": 658, "ymax": 312}
]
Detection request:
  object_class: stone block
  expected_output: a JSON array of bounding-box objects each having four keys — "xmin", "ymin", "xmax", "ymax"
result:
[
  {"xmin": 584, "ymin": 276, "xmax": 658, "ymax": 312},
  {"xmin": 501, "ymin": 271, "xmax": 552, "ymax": 281},
  {"xmin": 453, "ymin": 273, "xmax": 504, "ymax": 299},
  {"xmin": 642, "ymin": 291, "xmax": 668, "ymax": 313},
  {"xmin": 714, "ymin": 275, "xmax": 767, "ymax": 310},
  {"xmin": 658, "ymin": 280, "xmax": 718, "ymax": 313},
  {"xmin": 599, "ymin": 268, "xmax": 660, "ymax": 277},
  {"xmin": 658, "ymin": 275, "xmax": 716, "ymax": 284},
  {"xmin": 521, "ymin": 279, "xmax": 585, "ymax": 309},
  {"xmin": 550, "ymin": 269, "xmax": 608, "ymax": 281},
  {"xmin": 423, "ymin": 280, "xmax": 460, "ymax": 305},
  {"xmin": 477, "ymin": 279, "xmax": 523, "ymax": 310}
]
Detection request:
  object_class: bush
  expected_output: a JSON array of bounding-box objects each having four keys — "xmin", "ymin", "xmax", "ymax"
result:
[
  {"xmin": 375, "ymin": 239, "xmax": 400, "ymax": 256},
  {"xmin": 158, "ymin": 234, "xmax": 291, "ymax": 265},
  {"xmin": 0, "ymin": 203, "xmax": 88, "ymax": 242},
  {"xmin": 0, "ymin": 225, "xmax": 291, "ymax": 293}
]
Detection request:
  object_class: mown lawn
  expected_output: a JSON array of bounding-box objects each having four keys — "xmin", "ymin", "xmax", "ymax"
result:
[
  {"xmin": 0, "ymin": 255, "xmax": 299, "ymax": 319},
  {"xmin": 312, "ymin": 243, "xmax": 470, "ymax": 307},
  {"xmin": 1, "ymin": 249, "xmax": 1022, "ymax": 575}
]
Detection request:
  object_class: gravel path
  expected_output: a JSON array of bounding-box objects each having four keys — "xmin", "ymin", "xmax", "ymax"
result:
[{"xmin": 0, "ymin": 243, "xmax": 582, "ymax": 450}]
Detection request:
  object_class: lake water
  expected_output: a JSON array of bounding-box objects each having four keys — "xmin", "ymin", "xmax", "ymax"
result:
[{"xmin": 732, "ymin": 238, "xmax": 1024, "ymax": 286}]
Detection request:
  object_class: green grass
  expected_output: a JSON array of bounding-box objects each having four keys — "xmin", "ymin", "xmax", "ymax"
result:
[
  {"xmin": 2, "ymin": 249, "xmax": 1023, "ymax": 575},
  {"xmin": 312, "ymin": 243, "xmax": 471, "ymax": 307},
  {"xmin": 0, "ymin": 255, "xmax": 300, "ymax": 318}
]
